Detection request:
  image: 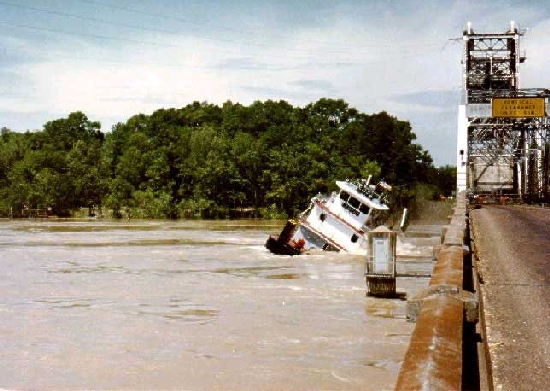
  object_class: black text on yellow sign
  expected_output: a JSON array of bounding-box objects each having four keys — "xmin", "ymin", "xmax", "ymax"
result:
[{"xmin": 492, "ymin": 98, "xmax": 546, "ymax": 117}]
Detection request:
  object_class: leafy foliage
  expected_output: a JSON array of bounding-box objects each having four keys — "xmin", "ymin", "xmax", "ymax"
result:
[{"xmin": 0, "ymin": 100, "xmax": 454, "ymax": 218}]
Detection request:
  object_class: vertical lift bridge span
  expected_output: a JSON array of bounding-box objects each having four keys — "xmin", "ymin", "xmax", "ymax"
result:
[{"xmin": 456, "ymin": 22, "xmax": 550, "ymax": 202}]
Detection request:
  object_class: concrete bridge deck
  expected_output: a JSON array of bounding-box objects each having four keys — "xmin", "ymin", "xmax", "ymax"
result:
[
  {"xmin": 470, "ymin": 205, "xmax": 550, "ymax": 390},
  {"xmin": 395, "ymin": 198, "xmax": 550, "ymax": 390}
]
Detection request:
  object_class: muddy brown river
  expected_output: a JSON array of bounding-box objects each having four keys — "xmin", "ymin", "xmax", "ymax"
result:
[{"xmin": 0, "ymin": 219, "xmax": 436, "ymax": 390}]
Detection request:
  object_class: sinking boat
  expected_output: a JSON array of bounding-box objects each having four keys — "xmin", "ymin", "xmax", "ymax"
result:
[{"xmin": 265, "ymin": 177, "xmax": 395, "ymax": 255}]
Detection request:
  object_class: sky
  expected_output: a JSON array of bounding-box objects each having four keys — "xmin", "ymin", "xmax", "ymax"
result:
[{"xmin": 2, "ymin": 0, "xmax": 550, "ymax": 166}]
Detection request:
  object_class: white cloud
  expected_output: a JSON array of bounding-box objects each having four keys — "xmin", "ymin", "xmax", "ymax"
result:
[{"xmin": 2, "ymin": 0, "xmax": 550, "ymax": 164}]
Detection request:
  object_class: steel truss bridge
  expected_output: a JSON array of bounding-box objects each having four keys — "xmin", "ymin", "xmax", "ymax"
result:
[{"xmin": 457, "ymin": 23, "xmax": 550, "ymax": 201}]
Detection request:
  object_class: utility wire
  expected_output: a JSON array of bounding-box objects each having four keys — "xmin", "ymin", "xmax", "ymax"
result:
[
  {"xmin": 0, "ymin": 20, "xmax": 354, "ymax": 62},
  {"xmin": 76, "ymin": 0, "xmax": 448, "ymax": 51},
  {"xmin": 0, "ymin": 19, "xmax": 355, "ymax": 62},
  {"xmin": 0, "ymin": 1, "xmax": 449, "ymax": 69},
  {"xmin": 0, "ymin": 1, "xmax": 178, "ymax": 38},
  {"xmin": 0, "ymin": 0, "xmax": 449, "ymax": 70},
  {"xmin": 0, "ymin": 0, "xmax": 354, "ymax": 55},
  {"xmin": 77, "ymin": 0, "xmax": 344, "ymax": 48},
  {"xmin": 78, "ymin": 0, "xmax": 247, "ymax": 35},
  {"xmin": 0, "ymin": 20, "xmax": 178, "ymax": 48},
  {"xmin": 0, "ymin": 17, "xmax": 443, "ymax": 64}
]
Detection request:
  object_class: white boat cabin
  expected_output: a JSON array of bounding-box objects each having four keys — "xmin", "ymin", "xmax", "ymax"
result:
[{"xmin": 296, "ymin": 180, "xmax": 390, "ymax": 254}]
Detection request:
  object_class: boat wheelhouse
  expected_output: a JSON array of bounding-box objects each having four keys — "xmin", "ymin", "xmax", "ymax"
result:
[{"xmin": 265, "ymin": 177, "xmax": 393, "ymax": 255}]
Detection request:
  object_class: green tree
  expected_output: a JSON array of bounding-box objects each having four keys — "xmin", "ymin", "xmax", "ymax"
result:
[
  {"xmin": 0, "ymin": 100, "xmax": 441, "ymax": 219},
  {"xmin": 436, "ymin": 165, "xmax": 457, "ymax": 196}
]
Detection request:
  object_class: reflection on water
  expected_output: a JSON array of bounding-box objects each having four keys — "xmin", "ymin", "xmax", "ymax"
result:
[
  {"xmin": 0, "ymin": 219, "xmax": 437, "ymax": 390},
  {"xmin": 364, "ymin": 299, "xmax": 403, "ymax": 319},
  {"xmin": 265, "ymin": 272, "xmax": 303, "ymax": 280}
]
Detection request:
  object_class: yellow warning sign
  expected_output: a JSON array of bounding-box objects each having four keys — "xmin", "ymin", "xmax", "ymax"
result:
[{"xmin": 492, "ymin": 98, "xmax": 546, "ymax": 117}]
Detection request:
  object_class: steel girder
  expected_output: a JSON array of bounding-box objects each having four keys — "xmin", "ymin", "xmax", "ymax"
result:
[
  {"xmin": 464, "ymin": 32, "xmax": 521, "ymax": 102},
  {"xmin": 467, "ymin": 116, "xmax": 550, "ymax": 197}
]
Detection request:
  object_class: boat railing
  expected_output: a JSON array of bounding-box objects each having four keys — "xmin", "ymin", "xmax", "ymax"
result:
[{"xmin": 354, "ymin": 180, "xmax": 390, "ymax": 204}]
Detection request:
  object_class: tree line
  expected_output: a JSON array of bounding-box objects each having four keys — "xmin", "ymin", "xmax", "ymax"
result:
[{"xmin": 0, "ymin": 98, "xmax": 456, "ymax": 219}]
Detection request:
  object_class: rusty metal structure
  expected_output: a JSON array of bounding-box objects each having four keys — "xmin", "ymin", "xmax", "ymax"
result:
[{"xmin": 456, "ymin": 22, "xmax": 550, "ymax": 201}]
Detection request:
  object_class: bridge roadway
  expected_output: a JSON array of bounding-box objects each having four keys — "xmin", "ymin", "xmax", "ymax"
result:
[{"xmin": 471, "ymin": 205, "xmax": 550, "ymax": 390}]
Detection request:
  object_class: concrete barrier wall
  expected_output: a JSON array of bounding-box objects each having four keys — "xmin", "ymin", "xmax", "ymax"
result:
[
  {"xmin": 395, "ymin": 295, "xmax": 463, "ymax": 390},
  {"xmin": 395, "ymin": 193, "xmax": 468, "ymax": 391}
]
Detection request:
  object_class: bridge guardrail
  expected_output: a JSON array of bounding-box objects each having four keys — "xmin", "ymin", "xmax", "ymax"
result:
[{"xmin": 395, "ymin": 192, "xmax": 476, "ymax": 391}]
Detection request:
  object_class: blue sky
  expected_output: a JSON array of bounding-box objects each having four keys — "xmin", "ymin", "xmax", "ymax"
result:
[{"xmin": 1, "ymin": 0, "xmax": 550, "ymax": 165}]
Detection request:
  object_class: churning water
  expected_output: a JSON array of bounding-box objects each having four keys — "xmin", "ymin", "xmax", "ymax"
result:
[{"xmin": 0, "ymin": 219, "xmax": 436, "ymax": 390}]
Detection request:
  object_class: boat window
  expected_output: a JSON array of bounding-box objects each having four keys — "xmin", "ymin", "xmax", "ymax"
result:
[
  {"xmin": 319, "ymin": 213, "xmax": 326, "ymax": 222},
  {"xmin": 349, "ymin": 197, "xmax": 360, "ymax": 209},
  {"xmin": 342, "ymin": 202, "xmax": 360, "ymax": 216},
  {"xmin": 340, "ymin": 191, "xmax": 350, "ymax": 201},
  {"xmin": 351, "ymin": 234, "xmax": 359, "ymax": 243},
  {"xmin": 359, "ymin": 204, "xmax": 370, "ymax": 215}
]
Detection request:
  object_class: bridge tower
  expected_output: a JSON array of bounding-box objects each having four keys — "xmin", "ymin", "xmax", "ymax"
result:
[{"xmin": 456, "ymin": 22, "xmax": 550, "ymax": 201}]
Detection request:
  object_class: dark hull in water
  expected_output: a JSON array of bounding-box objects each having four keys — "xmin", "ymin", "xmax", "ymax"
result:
[
  {"xmin": 265, "ymin": 220, "xmax": 339, "ymax": 255},
  {"xmin": 264, "ymin": 220, "xmax": 306, "ymax": 256},
  {"xmin": 265, "ymin": 235, "xmax": 303, "ymax": 256}
]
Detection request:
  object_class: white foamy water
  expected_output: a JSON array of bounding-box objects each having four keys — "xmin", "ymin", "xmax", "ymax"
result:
[{"xmin": 0, "ymin": 219, "xmax": 436, "ymax": 390}]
